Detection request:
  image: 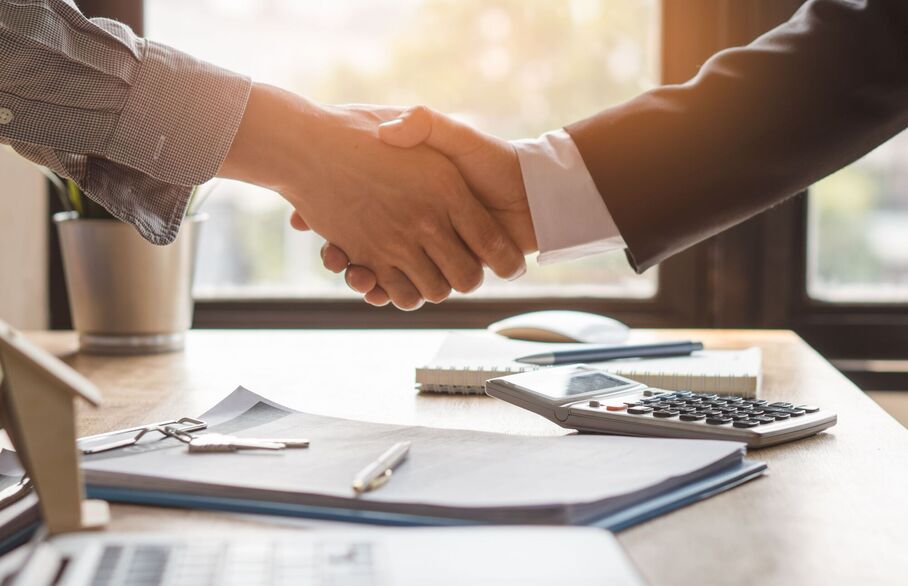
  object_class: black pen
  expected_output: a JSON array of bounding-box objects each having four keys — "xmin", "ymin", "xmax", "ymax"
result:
[{"xmin": 515, "ymin": 341, "xmax": 704, "ymax": 366}]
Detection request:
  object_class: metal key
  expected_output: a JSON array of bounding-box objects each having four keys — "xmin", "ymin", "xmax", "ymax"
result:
[
  {"xmin": 199, "ymin": 436, "xmax": 309, "ymax": 449},
  {"xmin": 187, "ymin": 433, "xmax": 285, "ymax": 453}
]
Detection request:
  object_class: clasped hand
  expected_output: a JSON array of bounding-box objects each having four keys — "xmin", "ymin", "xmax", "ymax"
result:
[
  {"xmin": 292, "ymin": 104, "xmax": 537, "ymax": 308},
  {"xmin": 221, "ymin": 84, "xmax": 535, "ymax": 310}
]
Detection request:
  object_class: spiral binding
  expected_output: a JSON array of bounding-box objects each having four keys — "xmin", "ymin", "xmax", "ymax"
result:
[{"xmin": 415, "ymin": 365, "xmax": 758, "ymax": 397}]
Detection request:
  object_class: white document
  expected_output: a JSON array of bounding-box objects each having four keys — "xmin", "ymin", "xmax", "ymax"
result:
[{"xmin": 79, "ymin": 387, "xmax": 745, "ymax": 525}]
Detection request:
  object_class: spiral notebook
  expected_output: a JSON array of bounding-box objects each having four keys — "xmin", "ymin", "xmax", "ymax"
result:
[{"xmin": 417, "ymin": 333, "xmax": 762, "ymax": 398}]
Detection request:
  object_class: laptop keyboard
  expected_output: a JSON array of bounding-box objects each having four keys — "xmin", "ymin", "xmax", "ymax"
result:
[{"xmin": 88, "ymin": 540, "xmax": 377, "ymax": 586}]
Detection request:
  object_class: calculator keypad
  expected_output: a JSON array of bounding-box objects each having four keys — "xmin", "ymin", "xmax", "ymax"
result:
[{"xmin": 594, "ymin": 390, "xmax": 824, "ymax": 432}]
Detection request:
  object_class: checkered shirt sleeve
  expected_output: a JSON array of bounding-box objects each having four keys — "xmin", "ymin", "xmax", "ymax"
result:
[{"xmin": 0, "ymin": 0, "xmax": 252, "ymax": 244}]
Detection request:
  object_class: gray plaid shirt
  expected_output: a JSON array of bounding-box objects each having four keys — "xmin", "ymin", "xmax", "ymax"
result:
[{"xmin": 0, "ymin": 0, "xmax": 251, "ymax": 244}]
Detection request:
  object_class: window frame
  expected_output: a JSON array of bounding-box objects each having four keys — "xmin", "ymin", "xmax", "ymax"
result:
[
  {"xmin": 153, "ymin": 0, "xmax": 702, "ymax": 330},
  {"xmin": 185, "ymin": 0, "xmax": 702, "ymax": 329}
]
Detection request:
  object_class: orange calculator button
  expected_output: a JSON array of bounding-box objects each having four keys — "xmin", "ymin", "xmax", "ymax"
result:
[{"xmin": 606, "ymin": 404, "xmax": 627, "ymax": 412}]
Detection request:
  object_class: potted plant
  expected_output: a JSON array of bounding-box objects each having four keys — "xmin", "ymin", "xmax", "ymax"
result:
[{"xmin": 42, "ymin": 169, "xmax": 210, "ymax": 354}]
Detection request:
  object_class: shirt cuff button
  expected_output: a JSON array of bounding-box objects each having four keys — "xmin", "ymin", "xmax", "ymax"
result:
[{"xmin": 0, "ymin": 108, "xmax": 13, "ymax": 125}]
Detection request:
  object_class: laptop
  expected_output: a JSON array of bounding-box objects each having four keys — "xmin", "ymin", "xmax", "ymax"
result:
[{"xmin": 0, "ymin": 527, "xmax": 643, "ymax": 586}]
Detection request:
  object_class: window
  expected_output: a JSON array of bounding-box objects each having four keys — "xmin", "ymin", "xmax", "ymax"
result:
[
  {"xmin": 807, "ymin": 129, "xmax": 908, "ymax": 303},
  {"xmin": 60, "ymin": 0, "xmax": 906, "ymax": 385},
  {"xmin": 146, "ymin": 0, "xmax": 660, "ymax": 300}
]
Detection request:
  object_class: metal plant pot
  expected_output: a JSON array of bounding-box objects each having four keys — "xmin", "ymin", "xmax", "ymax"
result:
[{"xmin": 53, "ymin": 212, "xmax": 206, "ymax": 354}]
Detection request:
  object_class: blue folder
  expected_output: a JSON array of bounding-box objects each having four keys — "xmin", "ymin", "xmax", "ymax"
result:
[
  {"xmin": 85, "ymin": 459, "xmax": 766, "ymax": 532},
  {"xmin": 0, "ymin": 459, "xmax": 764, "ymax": 556}
]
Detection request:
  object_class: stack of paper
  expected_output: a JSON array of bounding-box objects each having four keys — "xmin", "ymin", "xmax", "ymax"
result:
[
  {"xmin": 78, "ymin": 388, "xmax": 766, "ymax": 528},
  {"xmin": 0, "ymin": 450, "xmax": 39, "ymax": 553}
]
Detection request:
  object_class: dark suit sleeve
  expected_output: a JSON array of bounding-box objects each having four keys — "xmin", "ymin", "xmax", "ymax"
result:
[{"xmin": 565, "ymin": 0, "xmax": 908, "ymax": 273}]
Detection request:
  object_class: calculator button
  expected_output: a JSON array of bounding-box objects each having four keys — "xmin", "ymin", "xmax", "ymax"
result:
[
  {"xmin": 708, "ymin": 400, "xmax": 728, "ymax": 406},
  {"xmin": 768, "ymin": 412, "xmax": 790, "ymax": 420},
  {"xmin": 673, "ymin": 391, "xmax": 693, "ymax": 397},
  {"xmin": 796, "ymin": 405, "xmax": 820, "ymax": 413},
  {"xmin": 588, "ymin": 400, "xmax": 601, "ymax": 408},
  {"xmin": 730, "ymin": 413, "xmax": 750, "ymax": 420},
  {"xmin": 606, "ymin": 404, "xmax": 627, "ymax": 411},
  {"xmin": 695, "ymin": 393, "xmax": 717, "ymax": 399},
  {"xmin": 643, "ymin": 390, "xmax": 667, "ymax": 397},
  {"xmin": 666, "ymin": 400, "xmax": 686, "ymax": 407},
  {"xmin": 702, "ymin": 410, "xmax": 722, "ymax": 417},
  {"xmin": 706, "ymin": 417, "xmax": 732, "ymax": 425},
  {"xmin": 753, "ymin": 416, "xmax": 775, "ymax": 425},
  {"xmin": 677, "ymin": 407, "xmax": 697, "ymax": 414},
  {"xmin": 751, "ymin": 399, "xmax": 768, "ymax": 406},
  {"xmin": 733, "ymin": 420, "xmax": 760, "ymax": 428},
  {"xmin": 627, "ymin": 407, "xmax": 653, "ymax": 415},
  {"xmin": 778, "ymin": 408, "xmax": 806, "ymax": 417},
  {"xmin": 745, "ymin": 409, "xmax": 764, "ymax": 416},
  {"xmin": 718, "ymin": 406, "xmax": 739, "ymax": 413},
  {"xmin": 769, "ymin": 402, "xmax": 793, "ymax": 408},
  {"xmin": 641, "ymin": 398, "xmax": 662, "ymax": 404},
  {"xmin": 719, "ymin": 396, "xmax": 743, "ymax": 403},
  {"xmin": 623, "ymin": 401, "xmax": 642, "ymax": 407},
  {"xmin": 680, "ymin": 413, "xmax": 706, "ymax": 422},
  {"xmin": 653, "ymin": 410, "xmax": 680, "ymax": 418}
]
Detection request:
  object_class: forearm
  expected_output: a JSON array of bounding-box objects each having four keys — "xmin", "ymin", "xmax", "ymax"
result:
[
  {"xmin": 0, "ymin": 0, "xmax": 250, "ymax": 244},
  {"xmin": 567, "ymin": 0, "xmax": 908, "ymax": 272},
  {"xmin": 219, "ymin": 84, "xmax": 318, "ymax": 193}
]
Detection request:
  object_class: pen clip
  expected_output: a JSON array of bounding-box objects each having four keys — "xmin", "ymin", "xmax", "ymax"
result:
[
  {"xmin": 353, "ymin": 469, "xmax": 392, "ymax": 495},
  {"xmin": 369, "ymin": 469, "xmax": 392, "ymax": 491}
]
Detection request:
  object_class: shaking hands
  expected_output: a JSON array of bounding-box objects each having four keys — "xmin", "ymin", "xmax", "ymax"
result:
[
  {"xmin": 291, "ymin": 105, "xmax": 538, "ymax": 308},
  {"xmin": 220, "ymin": 84, "xmax": 536, "ymax": 310}
]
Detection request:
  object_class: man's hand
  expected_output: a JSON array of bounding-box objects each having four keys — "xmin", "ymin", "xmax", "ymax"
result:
[
  {"xmin": 303, "ymin": 106, "xmax": 537, "ymax": 306},
  {"xmin": 219, "ymin": 86, "xmax": 527, "ymax": 310}
]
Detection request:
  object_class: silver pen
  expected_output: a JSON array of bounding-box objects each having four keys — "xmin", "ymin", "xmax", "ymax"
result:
[{"xmin": 352, "ymin": 441, "xmax": 411, "ymax": 494}]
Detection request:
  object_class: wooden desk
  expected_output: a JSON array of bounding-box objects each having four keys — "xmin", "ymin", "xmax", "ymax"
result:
[{"xmin": 27, "ymin": 329, "xmax": 908, "ymax": 586}]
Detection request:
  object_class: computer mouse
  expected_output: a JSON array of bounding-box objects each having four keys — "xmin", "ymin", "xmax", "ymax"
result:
[{"xmin": 487, "ymin": 310, "xmax": 630, "ymax": 344}]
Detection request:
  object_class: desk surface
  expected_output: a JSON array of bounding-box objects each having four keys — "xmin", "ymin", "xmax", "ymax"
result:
[{"xmin": 28, "ymin": 328, "xmax": 908, "ymax": 586}]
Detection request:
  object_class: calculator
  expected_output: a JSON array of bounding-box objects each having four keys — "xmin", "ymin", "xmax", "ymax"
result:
[{"xmin": 485, "ymin": 365, "xmax": 836, "ymax": 448}]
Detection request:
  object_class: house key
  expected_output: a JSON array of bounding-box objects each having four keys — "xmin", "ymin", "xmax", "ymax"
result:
[
  {"xmin": 211, "ymin": 436, "xmax": 310, "ymax": 449},
  {"xmin": 187, "ymin": 433, "xmax": 286, "ymax": 453}
]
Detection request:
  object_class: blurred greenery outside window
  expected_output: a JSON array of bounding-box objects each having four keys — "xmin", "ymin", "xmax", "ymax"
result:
[
  {"xmin": 808, "ymin": 129, "xmax": 908, "ymax": 303},
  {"xmin": 147, "ymin": 0, "xmax": 660, "ymax": 300}
]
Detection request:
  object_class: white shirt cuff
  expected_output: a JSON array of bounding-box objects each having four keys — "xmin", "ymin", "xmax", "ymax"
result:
[{"xmin": 512, "ymin": 129, "xmax": 626, "ymax": 265}]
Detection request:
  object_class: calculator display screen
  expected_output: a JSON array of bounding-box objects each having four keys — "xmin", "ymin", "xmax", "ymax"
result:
[{"xmin": 535, "ymin": 371, "xmax": 629, "ymax": 399}]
